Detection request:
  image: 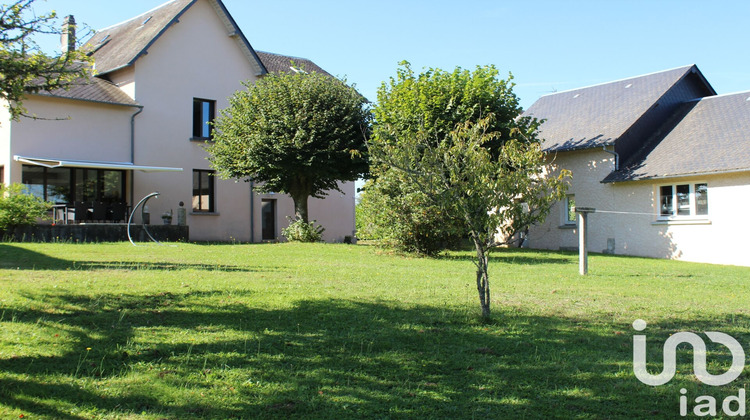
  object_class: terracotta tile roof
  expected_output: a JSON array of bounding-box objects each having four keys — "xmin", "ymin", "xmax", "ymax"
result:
[
  {"xmin": 524, "ymin": 66, "xmax": 698, "ymax": 152},
  {"xmin": 604, "ymin": 91, "xmax": 750, "ymax": 182}
]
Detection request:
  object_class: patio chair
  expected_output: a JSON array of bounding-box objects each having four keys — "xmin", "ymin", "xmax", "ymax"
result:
[
  {"xmin": 92, "ymin": 202, "xmax": 107, "ymax": 222},
  {"xmin": 109, "ymin": 202, "xmax": 127, "ymax": 223},
  {"xmin": 73, "ymin": 201, "xmax": 90, "ymax": 223}
]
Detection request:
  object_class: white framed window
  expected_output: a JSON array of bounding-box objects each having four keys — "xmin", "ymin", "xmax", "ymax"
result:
[
  {"xmin": 563, "ymin": 194, "xmax": 576, "ymax": 225},
  {"xmin": 658, "ymin": 183, "xmax": 708, "ymax": 219}
]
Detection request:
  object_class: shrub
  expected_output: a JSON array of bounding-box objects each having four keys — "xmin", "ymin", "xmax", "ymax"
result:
[
  {"xmin": 356, "ymin": 175, "xmax": 465, "ymax": 256},
  {"xmin": 0, "ymin": 183, "xmax": 52, "ymax": 231},
  {"xmin": 282, "ymin": 218, "xmax": 325, "ymax": 242}
]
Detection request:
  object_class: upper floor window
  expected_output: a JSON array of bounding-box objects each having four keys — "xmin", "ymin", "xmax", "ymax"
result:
[
  {"xmin": 659, "ymin": 183, "xmax": 708, "ymax": 218},
  {"xmin": 192, "ymin": 169, "xmax": 215, "ymax": 212},
  {"xmin": 192, "ymin": 98, "xmax": 215, "ymax": 140}
]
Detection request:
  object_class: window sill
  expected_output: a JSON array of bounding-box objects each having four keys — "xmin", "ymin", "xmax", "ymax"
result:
[
  {"xmin": 189, "ymin": 137, "xmax": 212, "ymax": 142},
  {"xmin": 651, "ymin": 218, "xmax": 711, "ymax": 226},
  {"xmin": 190, "ymin": 211, "xmax": 220, "ymax": 216},
  {"xmin": 558, "ymin": 224, "xmax": 577, "ymax": 229}
]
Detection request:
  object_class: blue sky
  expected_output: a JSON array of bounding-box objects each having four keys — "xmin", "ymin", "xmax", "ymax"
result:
[{"xmin": 33, "ymin": 0, "xmax": 750, "ymax": 109}]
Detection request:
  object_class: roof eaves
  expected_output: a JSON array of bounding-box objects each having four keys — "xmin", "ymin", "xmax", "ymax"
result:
[
  {"xmin": 657, "ymin": 65, "xmax": 715, "ymax": 99},
  {"xmin": 96, "ymin": 63, "xmax": 132, "ymax": 76},
  {"xmin": 32, "ymin": 92, "xmax": 142, "ymax": 108},
  {"xmin": 687, "ymin": 64, "xmax": 717, "ymax": 96},
  {"xmin": 602, "ymin": 167, "xmax": 750, "ymax": 184},
  {"xmin": 544, "ymin": 144, "xmax": 607, "ymax": 153},
  {"xmin": 210, "ymin": 0, "xmax": 267, "ymax": 76},
  {"xmin": 685, "ymin": 89, "xmax": 750, "ymax": 102},
  {"xmin": 543, "ymin": 137, "xmax": 616, "ymax": 153}
]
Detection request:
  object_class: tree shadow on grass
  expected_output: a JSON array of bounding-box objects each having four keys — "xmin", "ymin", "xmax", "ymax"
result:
[
  {"xmin": 438, "ymin": 247, "xmax": 574, "ymax": 265},
  {"xmin": 2, "ymin": 292, "xmax": 749, "ymax": 419},
  {"xmin": 0, "ymin": 243, "xmax": 272, "ymax": 272}
]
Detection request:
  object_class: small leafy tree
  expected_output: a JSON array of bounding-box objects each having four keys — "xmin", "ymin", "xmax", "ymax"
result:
[
  {"xmin": 207, "ymin": 71, "xmax": 371, "ymax": 224},
  {"xmin": 0, "ymin": 183, "xmax": 51, "ymax": 232},
  {"xmin": 369, "ymin": 64, "xmax": 569, "ymax": 318},
  {"xmin": 362, "ymin": 62, "xmax": 529, "ymax": 253},
  {"xmin": 1, "ymin": 0, "xmax": 92, "ymax": 121}
]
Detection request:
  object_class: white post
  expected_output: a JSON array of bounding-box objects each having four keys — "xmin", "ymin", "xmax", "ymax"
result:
[{"xmin": 575, "ymin": 207, "xmax": 595, "ymax": 275}]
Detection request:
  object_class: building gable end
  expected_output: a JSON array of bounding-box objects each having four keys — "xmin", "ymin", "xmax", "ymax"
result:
[{"xmin": 87, "ymin": 0, "xmax": 266, "ymax": 77}]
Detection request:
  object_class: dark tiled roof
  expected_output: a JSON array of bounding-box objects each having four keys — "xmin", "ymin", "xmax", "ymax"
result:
[
  {"xmin": 524, "ymin": 66, "xmax": 696, "ymax": 152},
  {"xmin": 255, "ymin": 51, "xmax": 332, "ymax": 76},
  {"xmin": 34, "ymin": 75, "xmax": 140, "ymax": 107},
  {"xmin": 30, "ymin": 2, "xmax": 334, "ymax": 108},
  {"xmin": 84, "ymin": 0, "xmax": 266, "ymax": 76},
  {"xmin": 604, "ymin": 92, "xmax": 750, "ymax": 182},
  {"xmin": 85, "ymin": 0, "xmax": 194, "ymax": 74}
]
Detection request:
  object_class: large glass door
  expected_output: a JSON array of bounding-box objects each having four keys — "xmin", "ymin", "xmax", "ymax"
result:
[{"xmin": 21, "ymin": 165, "xmax": 124, "ymax": 204}]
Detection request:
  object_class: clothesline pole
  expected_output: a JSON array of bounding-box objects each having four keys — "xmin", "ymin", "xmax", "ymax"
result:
[{"xmin": 574, "ymin": 207, "xmax": 596, "ymax": 275}]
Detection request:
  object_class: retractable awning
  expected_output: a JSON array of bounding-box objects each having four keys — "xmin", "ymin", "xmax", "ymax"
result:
[{"xmin": 14, "ymin": 155, "xmax": 183, "ymax": 172}]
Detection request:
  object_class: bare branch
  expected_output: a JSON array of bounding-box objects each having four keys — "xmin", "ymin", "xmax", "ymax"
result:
[{"xmin": 0, "ymin": 0, "xmax": 93, "ymax": 121}]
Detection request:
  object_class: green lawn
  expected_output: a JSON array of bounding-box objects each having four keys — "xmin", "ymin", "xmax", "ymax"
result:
[{"xmin": 1, "ymin": 242, "xmax": 749, "ymax": 419}]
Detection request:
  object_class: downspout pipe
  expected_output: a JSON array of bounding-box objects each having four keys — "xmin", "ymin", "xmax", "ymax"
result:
[
  {"xmin": 602, "ymin": 145, "xmax": 619, "ymax": 171},
  {"xmin": 129, "ymin": 105, "xmax": 144, "ymax": 208}
]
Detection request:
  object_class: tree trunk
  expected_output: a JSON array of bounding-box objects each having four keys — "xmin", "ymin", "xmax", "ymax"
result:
[
  {"xmin": 474, "ymin": 240, "xmax": 491, "ymax": 319},
  {"xmin": 289, "ymin": 191, "xmax": 309, "ymax": 223}
]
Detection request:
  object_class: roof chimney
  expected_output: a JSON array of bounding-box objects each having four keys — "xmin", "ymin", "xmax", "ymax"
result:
[{"xmin": 61, "ymin": 15, "xmax": 76, "ymax": 53}]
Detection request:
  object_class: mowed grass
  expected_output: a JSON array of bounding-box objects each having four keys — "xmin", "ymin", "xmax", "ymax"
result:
[{"xmin": 1, "ymin": 242, "xmax": 750, "ymax": 419}]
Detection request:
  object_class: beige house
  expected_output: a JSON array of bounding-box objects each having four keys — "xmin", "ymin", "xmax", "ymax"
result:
[
  {"xmin": 1, "ymin": 0, "xmax": 356, "ymax": 242},
  {"xmin": 524, "ymin": 65, "xmax": 750, "ymax": 266}
]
